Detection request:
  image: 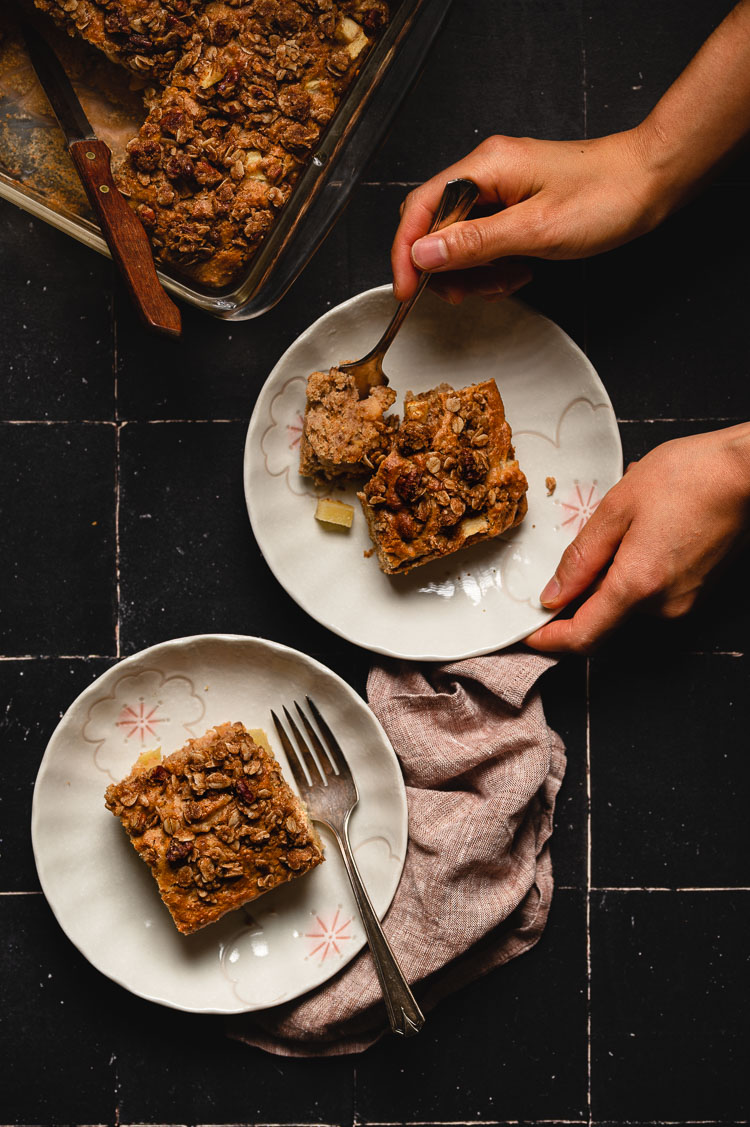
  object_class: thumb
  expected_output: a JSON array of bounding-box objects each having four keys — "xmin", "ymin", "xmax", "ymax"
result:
[
  {"xmin": 540, "ymin": 495, "xmax": 630, "ymax": 609},
  {"xmin": 411, "ymin": 200, "xmax": 550, "ymax": 273}
]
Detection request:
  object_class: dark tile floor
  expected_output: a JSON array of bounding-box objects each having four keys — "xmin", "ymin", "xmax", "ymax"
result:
[{"xmin": 1, "ymin": 0, "xmax": 748, "ymax": 1124}]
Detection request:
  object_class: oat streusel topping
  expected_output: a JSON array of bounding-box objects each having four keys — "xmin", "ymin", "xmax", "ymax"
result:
[
  {"xmin": 34, "ymin": 0, "xmax": 203, "ymax": 80},
  {"xmin": 357, "ymin": 380, "xmax": 528, "ymax": 574},
  {"xmin": 104, "ymin": 720, "xmax": 324, "ymax": 934}
]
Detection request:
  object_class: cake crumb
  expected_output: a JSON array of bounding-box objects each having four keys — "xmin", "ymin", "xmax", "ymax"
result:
[
  {"xmin": 545, "ymin": 476, "xmax": 557, "ymax": 496},
  {"xmin": 364, "ymin": 547, "xmax": 375, "ymax": 558}
]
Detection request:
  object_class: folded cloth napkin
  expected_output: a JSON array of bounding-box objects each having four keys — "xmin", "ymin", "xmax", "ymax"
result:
[{"xmin": 227, "ymin": 648, "xmax": 565, "ymax": 1056}]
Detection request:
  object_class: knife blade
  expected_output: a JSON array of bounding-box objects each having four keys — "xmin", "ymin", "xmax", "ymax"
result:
[{"xmin": 20, "ymin": 19, "xmax": 181, "ymax": 338}]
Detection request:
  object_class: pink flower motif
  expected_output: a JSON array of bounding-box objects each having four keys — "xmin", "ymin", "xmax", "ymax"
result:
[
  {"xmin": 305, "ymin": 908, "xmax": 354, "ymax": 963},
  {"xmin": 560, "ymin": 481, "xmax": 600, "ymax": 534},
  {"xmin": 287, "ymin": 412, "xmax": 304, "ymax": 450},
  {"xmin": 116, "ymin": 700, "xmax": 168, "ymax": 744}
]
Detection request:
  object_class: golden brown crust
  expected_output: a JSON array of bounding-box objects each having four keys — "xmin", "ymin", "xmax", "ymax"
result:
[
  {"xmin": 34, "ymin": 0, "xmax": 390, "ymax": 287},
  {"xmin": 33, "ymin": 0, "xmax": 202, "ymax": 80},
  {"xmin": 299, "ymin": 366, "xmax": 398, "ymax": 482},
  {"xmin": 104, "ymin": 721, "xmax": 324, "ymax": 934},
  {"xmin": 357, "ymin": 380, "xmax": 528, "ymax": 574}
]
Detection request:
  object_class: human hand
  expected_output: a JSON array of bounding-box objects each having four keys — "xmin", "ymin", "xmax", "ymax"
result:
[
  {"xmin": 524, "ymin": 425, "xmax": 750, "ymax": 654},
  {"xmin": 391, "ymin": 128, "xmax": 672, "ymax": 304}
]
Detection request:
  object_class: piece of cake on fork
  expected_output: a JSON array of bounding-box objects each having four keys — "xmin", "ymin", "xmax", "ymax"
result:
[
  {"xmin": 357, "ymin": 379, "xmax": 528, "ymax": 575},
  {"xmin": 299, "ymin": 366, "xmax": 398, "ymax": 482}
]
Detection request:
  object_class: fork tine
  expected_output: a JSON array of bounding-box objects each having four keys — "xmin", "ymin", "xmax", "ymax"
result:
[
  {"xmin": 295, "ymin": 701, "xmax": 337, "ymax": 777},
  {"xmin": 306, "ymin": 696, "xmax": 350, "ymax": 776},
  {"xmin": 271, "ymin": 709, "xmax": 310, "ymax": 795},
  {"xmin": 283, "ymin": 705, "xmax": 325, "ymax": 786}
]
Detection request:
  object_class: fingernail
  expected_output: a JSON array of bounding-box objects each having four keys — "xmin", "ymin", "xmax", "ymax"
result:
[
  {"xmin": 540, "ymin": 575, "xmax": 561, "ymax": 606},
  {"xmin": 411, "ymin": 235, "xmax": 448, "ymax": 271}
]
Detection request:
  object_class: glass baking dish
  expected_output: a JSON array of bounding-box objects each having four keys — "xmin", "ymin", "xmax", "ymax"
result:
[{"xmin": 0, "ymin": 0, "xmax": 452, "ymax": 320}]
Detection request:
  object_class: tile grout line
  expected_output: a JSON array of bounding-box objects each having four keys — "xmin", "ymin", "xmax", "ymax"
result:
[
  {"xmin": 592, "ymin": 886, "xmax": 750, "ymax": 893},
  {"xmin": 582, "ymin": 21, "xmax": 591, "ymax": 1106},
  {"xmin": 617, "ymin": 416, "xmax": 745, "ymax": 424},
  {"xmin": 81, "ymin": 1121, "xmax": 750, "ymax": 1126},
  {"xmin": 5, "ymin": 416, "xmax": 746, "ymax": 426},
  {"xmin": 111, "ymin": 279, "xmax": 123, "ymax": 1127},
  {"xmin": 113, "ymin": 294, "xmax": 121, "ymax": 661},
  {"xmin": 0, "ymin": 654, "xmax": 117, "ymax": 661},
  {"xmin": 585, "ymin": 655, "xmax": 592, "ymax": 1127},
  {"xmin": 115, "ymin": 422, "xmax": 122, "ymax": 661},
  {"xmin": 7, "ymin": 887, "xmax": 750, "ymax": 897},
  {"xmin": 359, "ymin": 180, "xmax": 422, "ymax": 187},
  {"xmin": 352, "ymin": 1064, "xmax": 359, "ymax": 1127},
  {"xmin": 581, "ymin": 29, "xmax": 588, "ymax": 143},
  {"xmin": 0, "ymin": 418, "xmax": 244, "ymax": 425}
]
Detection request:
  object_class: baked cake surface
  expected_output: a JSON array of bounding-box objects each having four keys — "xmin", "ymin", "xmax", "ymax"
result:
[
  {"xmin": 357, "ymin": 380, "xmax": 528, "ymax": 574},
  {"xmin": 33, "ymin": 0, "xmax": 202, "ymax": 80},
  {"xmin": 299, "ymin": 366, "xmax": 398, "ymax": 481},
  {"xmin": 34, "ymin": 0, "xmax": 389, "ymax": 287},
  {"xmin": 104, "ymin": 720, "xmax": 324, "ymax": 934}
]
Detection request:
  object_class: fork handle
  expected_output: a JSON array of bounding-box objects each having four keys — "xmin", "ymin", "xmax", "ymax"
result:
[
  {"xmin": 371, "ymin": 177, "xmax": 479, "ymax": 359},
  {"xmin": 330, "ymin": 821, "xmax": 425, "ymax": 1037}
]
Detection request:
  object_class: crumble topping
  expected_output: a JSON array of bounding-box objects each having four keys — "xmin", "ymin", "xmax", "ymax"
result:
[
  {"xmin": 104, "ymin": 720, "xmax": 324, "ymax": 934},
  {"xmin": 357, "ymin": 380, "xmax": 528, "ymax": 574}
]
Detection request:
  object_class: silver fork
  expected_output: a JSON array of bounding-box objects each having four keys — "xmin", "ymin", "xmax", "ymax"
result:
[
  {"xmin": 271, "ymin": 697, "xmax": 425, "ymax": 1037},
  {"xmin": 338, "ymin": 177, "xmax": 479, "ymax": 399}
]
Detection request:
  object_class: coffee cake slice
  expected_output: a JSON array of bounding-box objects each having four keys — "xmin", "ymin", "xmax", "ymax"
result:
[
  {"xmin": 104, "ymin": 721, "xmax": 324, "ymax": 934},
  {"xmin": 299, "ymin": 366, "xmax": 398, "ymax": 482},
  {"xmin": 357, "ymin": 380, "xmax": 528, "ymax": 574}
]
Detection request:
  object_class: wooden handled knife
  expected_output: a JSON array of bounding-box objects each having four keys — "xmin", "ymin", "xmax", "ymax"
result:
[{"xmin": 21, "ymin": 19, "xmax": 182, "ymax": 338}]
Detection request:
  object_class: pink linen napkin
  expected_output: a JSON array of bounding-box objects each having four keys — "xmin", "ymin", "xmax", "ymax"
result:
[{"xmin": 228, "ymin": 648, "xmax": 565, "ymax": 1056}]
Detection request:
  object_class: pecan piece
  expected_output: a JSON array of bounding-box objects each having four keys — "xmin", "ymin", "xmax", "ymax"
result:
[
  {"xmin": 235, "ymin": 779, "xmax": 256, "ymax": 804},
  {"xmin": 394, "ymin": 511, "xmax": 420, "ymax": 541},
  {"xmin": 394, "ymin": 467, "xmax": 423, "ymax": 503},
  {"xmin": 166, "ymin": 838, "xmax": 192, "ymax": 864},
  {"xmin": 459, "ymin": 448, "xmax": 489, "ymax": 484}
]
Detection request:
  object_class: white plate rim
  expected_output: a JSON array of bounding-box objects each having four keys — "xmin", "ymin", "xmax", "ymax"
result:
[
  {"xmin": 31, "ymin": 632, "xmax": 408, "ymax": 1014},
  {"xmin": 244, "ymin": 284, "xmax": 623, "ymax": 661}
]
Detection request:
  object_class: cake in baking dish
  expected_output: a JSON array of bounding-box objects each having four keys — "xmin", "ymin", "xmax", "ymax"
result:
[{"xmin": 34, "ymin": 0, "xmax": 389, "ymax": 286}]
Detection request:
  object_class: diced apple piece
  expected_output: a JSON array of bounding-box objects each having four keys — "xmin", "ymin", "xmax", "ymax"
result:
[
  {"xmin": 460, "ymin": 514, "xmax": 489, "ymax": 539},
  {"xmin": 338, "ymin": 17, "xmax": 368, "ymax": 58},
  {"xmin": 315, "ymin": 498, "xmax": 354, "ymax": 528},
  {"xmin": 135, "ymin": 748, "xmax": 162, "ymax": 769}
]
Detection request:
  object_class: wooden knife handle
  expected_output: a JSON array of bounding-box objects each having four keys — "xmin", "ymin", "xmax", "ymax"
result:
[{"xmin": 70, "ymin": 138, "xmax": 181, "ymax": 338}]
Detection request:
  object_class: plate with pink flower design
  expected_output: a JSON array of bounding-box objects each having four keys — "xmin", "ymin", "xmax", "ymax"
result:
[
  {"xmin": 31, "ymin": 633, "xmax": 407, "ymax": 1014},
  {"xmin": 245, "ymin": 285, "xmax": 623, "ymax": 660}
]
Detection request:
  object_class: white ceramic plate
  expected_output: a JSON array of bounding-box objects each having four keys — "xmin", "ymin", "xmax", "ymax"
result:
[
  {"xmin": 31, "ymin": 634, "xmax": 407, "ymax": 1014},
  {"xmin": 245, "ymin": 286, "xmax": 623, "ymax": 661}
]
